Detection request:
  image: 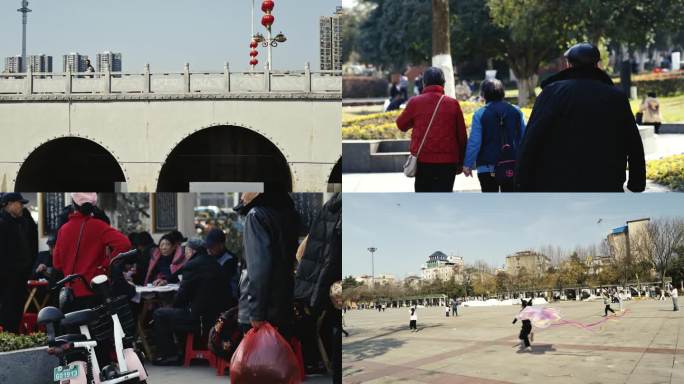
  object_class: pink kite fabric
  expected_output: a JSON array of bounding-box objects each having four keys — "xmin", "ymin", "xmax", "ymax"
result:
[
  {"xmin": 551, "ymin": 309, "xmax": 630, "ymax": 332},
  {"xmin": 515, "ymin": 306, "xmax": 562, "ymax": 328}
]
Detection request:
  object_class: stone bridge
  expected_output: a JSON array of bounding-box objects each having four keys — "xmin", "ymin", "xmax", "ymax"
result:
[{"xmin": 0, "ymin": 64, "xmax": 341, "ymax": 192}]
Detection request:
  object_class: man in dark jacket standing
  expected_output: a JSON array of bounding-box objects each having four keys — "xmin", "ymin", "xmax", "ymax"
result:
[
  {"xmin": 294, "ymin": 193, "xmax": 342, "ymax": 381},
  {"xmin": 0, "ymin": 193, "xmax": 38, "ymax": 333},
  {"xmin": 152, "ymin": 238, "xmax": 231, "ymax": 365},
  {"xmin": 205, "ymin": 228, "xmax": 239, "ymax": 302},
  {"xmin": 236, "ymin": 192, "xmax": 300, "ymax": 339},
  {"xmin": 515, "ymin": 43, "xmax": 646, "ymax": 192}
]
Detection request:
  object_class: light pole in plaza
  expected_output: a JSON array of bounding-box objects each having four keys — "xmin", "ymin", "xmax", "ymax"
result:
[
  {"xmin": 253, "ymin": 0, "xmax": 287, "ymax": 70},
  {"xmin": 17, "ymin": 0, "xmax": 31, "ymax": 73},
  {"xmin": 368, "ymin": 247, "xmax": 377, "ymax": 289}
]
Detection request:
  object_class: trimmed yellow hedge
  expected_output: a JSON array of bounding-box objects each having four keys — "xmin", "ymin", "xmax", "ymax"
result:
[
  {"xmin": 647, "ymin": 155, "xmax": 684, "ymax": 191},
  {"xmin": 342, "ymin": 102, "xmax": 531, "ymax": 140}
]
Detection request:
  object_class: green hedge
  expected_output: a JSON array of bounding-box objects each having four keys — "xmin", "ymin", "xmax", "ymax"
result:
[
  {"xmin": 647, "ymin": 155, "xmax": 684, "ymax": 191},
  {"xmin": 615, "ymin": 75, "xmax": 684, "ymax": 97},
  {"xmin": 0, "ymin": 332, "xmax": 47, "ymax": 352}
]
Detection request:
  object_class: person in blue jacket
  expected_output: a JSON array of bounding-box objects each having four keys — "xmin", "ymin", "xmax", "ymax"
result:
[{"xmin": 463, "ymin": 79, "xmax": 526, "ymax": 192}]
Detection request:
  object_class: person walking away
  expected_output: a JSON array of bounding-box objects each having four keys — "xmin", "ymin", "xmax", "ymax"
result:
[
  {"xmin": 409, "ymin": 307, "xmax": 418, "ymax": 331},
  {"xmin": 463, "ymin": 79, "xmax": 526, "ymax": 192},
  {"xmin": 515, "ymin": 43, "xmax": 645, "ymax": 192},
  {"xmin": 52, "ymin": 193, "xmax": 131, "ymax": 313},
  {"xmin": 639, "ymin": 92, "xmax": 662, "ymax": 133},
  {"xmin": 397, "ymin": 67, "xmax": 468, "ymax": 192},
  {"xmin": 671, "ymin": 285, "xmax": 679, "ymax": 311},
  {"xmin": 603, "ymin": 293, "xmax": 616, "ymax": 316},
  {"xmin": 0, "ymin": 193, "xmax": 38, "ymax": 333},
  {"xmin": 512, "ymin": 299, "xmax": 533, "ymax": 351}
]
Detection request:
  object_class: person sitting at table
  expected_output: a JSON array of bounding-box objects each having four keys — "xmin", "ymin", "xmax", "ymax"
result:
[
  {"xmin": 128, "ymin": 231, "xmax": 155, "ymax": 286},
  {"xmin": 205, "ymin": 228, "xmax": 239, "ymax": 301},
  {"xmin": 144, "ymin": 231, "xmax": 187, "ymax": 286},
  {"xmin": 152, "ymin": 238, "xmax": 232, "ymax": 366}
]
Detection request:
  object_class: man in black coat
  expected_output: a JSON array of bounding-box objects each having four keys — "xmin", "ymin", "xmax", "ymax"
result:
[
  {"xmin": 236, "ymin": 192, "xmax": 300, "ymax": 339},
  {"xmin": 152, "ymin": 238, "xmax": 231, "ymax": 365},
  {"xmin": 0, "ymin": 193, "xmax": 38, "ymax": 333},
  {"xmin": 515, "ymin": 43, "xmax": 646, "ymax": 192}
]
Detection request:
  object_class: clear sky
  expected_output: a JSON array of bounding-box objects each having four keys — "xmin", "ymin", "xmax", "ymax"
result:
[
  {"xmin": 0, "ymin": 0, "xmax": 339, "ymax": 72},
  {"xmin": 343, "ymin": 193, "xmax": 684, "ymax": 279}
]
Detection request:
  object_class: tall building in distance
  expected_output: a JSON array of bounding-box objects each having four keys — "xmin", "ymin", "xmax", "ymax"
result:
[
  {"xmin": 96, "ymin": 51, "xmax": 122, "ymax": 72},
  {"xmin": 505, "ymin": 251, "xmax": 550, "ymax": 277},
  {"xmin": 319, "ymin": 6, "xmax": 342, "ymax": 71},
  {"xmin": 4, "ymin": 55, "xmax": 23, "ymax": 73},
  {"xmin": 28, "ymin": 54, "xmax": 52, "ymax": 72},
  {"xmin": 421, "ymin": 251, "xmax": 464, "ymax": 282},
  {"xmin": 63, "ymin": 53, "xmax": 89, "ymax": 72}
]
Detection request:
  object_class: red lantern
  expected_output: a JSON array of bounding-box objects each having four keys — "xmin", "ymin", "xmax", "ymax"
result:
[
  {"xmin": 261, "ymin": 0, "xmax": 274, "ymax": 13},
  {"xmin": 250, "ymin": 58, "xmax": 259, "ymax": 66},
  {"xmin": 250, "ymin": 50, "xmax": 259, "ymax": 57},
  {"xmin": 261, "ymin": 14, "xmax": 275, "ymax": 28},
  {"xmin": 250, "ymin": 41, "xmax": 258, "ymax": 49}
]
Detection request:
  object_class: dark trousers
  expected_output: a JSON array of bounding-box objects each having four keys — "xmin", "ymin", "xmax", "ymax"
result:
[
  {"xmin": 605, "ymin": 305, "xmax": 615, "ymax": 316},
  {"xmin": 520, "ymin": 332, "xmax": 530, "ymax": 347},
  {"xmin": 153, "ymin": 307, "xmax": 196, "ymax": 357},
  {"xmin": 409, "ymin": 320, "xmax": 417, "ymax": 330},
  {"xmin": 331, "ymin": 310, "xmax": 342, "ymax": 384},
  {"xmin": 452, "ymin": 307, "xmax": 458, "ymax": 316},
  {"xmin": 0, "ymin": 273, "xmax": 28, "ymax": 333},
  {"xmin": 415, "ymin": 162, "xmax": 457, "ymax": 192},
  {"xmin": 478, "ymin": 172, "xmax": 514, "ymax": 193}
]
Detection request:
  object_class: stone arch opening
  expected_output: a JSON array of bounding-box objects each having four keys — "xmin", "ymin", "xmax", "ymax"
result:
[
  {"xmin": 15, "ymin": 137, "xmax": 126, "ymax": 192},
  {"xmin": 156, "ymin": 125, "xmax": 292, "ymax": 192}
]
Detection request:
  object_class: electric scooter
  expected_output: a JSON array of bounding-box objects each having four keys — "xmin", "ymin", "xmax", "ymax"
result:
[{"xmin": 37, "ymin": 250, "xmax": 148, "ymax": 384}]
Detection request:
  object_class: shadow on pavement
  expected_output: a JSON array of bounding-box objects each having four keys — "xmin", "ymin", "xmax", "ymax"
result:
[
  {"xmin": 343, "ymin": 337, "xmax": 406, "ymax": 362},
  {"xmin": 516, "ymin": 344, "xmax": 557, "ymax": 355}
]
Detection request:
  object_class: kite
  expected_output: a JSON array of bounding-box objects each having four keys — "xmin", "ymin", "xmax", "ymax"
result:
[{"xmin": 515, "ymin": 306, "xmax": 629, "ymax": 331}]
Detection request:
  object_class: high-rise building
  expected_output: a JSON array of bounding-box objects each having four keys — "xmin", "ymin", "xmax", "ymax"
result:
[
  {"xmin": 28, "ymin": 54, "xmax": 52, "ymax": 72},
  {"xmin": 63, "ymin": 53, "xmax": 89, "ymax": 72},
  {"xmin": 4, "ymin": 55, "xmax": 23, "ymax": 73},
  {"xmin": 607, "ymin": 218, "xmax": 651, "ymax": 264},
  {"xmin": 96, "ymin": 51, "xmax": 122, "ymax": 72},
  {"xmin": 421, "ymin": 251, "xmax": 464, "ymax": 282},
  {"xmin": 319, "ymin": 7, "xmax": 342, "ymax": 71}
]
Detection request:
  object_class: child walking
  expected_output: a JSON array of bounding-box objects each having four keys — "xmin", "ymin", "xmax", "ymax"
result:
[
  {"xmin": 409, "ymin": 307, "xmax": 418, "ymax": 331},
  {"xmin": 512, "ymin": 298, "xmax": 533, "ymax": 351}
]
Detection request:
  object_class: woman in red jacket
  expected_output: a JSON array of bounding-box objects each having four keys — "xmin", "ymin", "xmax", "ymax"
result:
[
  {"xmin": 396, "ymin": 67, "xmax": 468, "ymax": 192},
  {"xmin": 53, "ymin": 193, "xmax": 131, "ymax": 312}
]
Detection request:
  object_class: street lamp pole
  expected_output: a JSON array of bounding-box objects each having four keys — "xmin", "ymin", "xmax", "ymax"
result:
[
  {"xmin": 17, "ymin": 0, "xmax": 31, "ymax": 73},
  {"xmin": 368, "ymin": 247, "xmax": 377, "ymax": 289}
]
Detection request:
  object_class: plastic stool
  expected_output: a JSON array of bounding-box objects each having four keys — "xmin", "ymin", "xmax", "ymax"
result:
[
  {"xmin": 183, "ymin": 332, "xmax": 217, "ymax": 368},
  {"xmin": 216, "ymin": 354, "xmax": 229, "ymax": 376}
]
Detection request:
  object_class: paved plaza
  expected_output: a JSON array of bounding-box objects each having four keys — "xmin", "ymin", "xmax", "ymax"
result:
[
  {"xmin": 146, "ymin": 364, "xmax": 332, "ymax": 383},
  {"xmin": 343, "ymin": 300, "xmax": 683, "ymax": 383}
]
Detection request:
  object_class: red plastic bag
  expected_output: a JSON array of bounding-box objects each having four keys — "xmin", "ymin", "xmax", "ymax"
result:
[{"xmin": 230, "ymin": 323, "xmax": 301, "ymax": 384}]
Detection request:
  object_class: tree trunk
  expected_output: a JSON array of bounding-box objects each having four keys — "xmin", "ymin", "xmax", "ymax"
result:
[
  {"xmin": 432, "ymin": 0, "xmax": 455, "ymax": 98},
  {"xmin": 619, "ymin": 44, "xmax": 632, "ymax": 97},
  {"xmin": 516, "ymin": 75, "xmax": 536, "ymax": 107}
]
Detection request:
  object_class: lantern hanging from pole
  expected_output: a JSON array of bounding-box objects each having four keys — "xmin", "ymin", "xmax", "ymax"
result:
[{"xmin": 261, "ymin": 0, "xmax": 275, "ymax": 29}]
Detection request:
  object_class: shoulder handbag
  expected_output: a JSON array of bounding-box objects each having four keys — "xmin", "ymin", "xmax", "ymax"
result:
[
  {"xmin": 494, "ymin": 107, "xmax": 520, "ymax": 186},
  {"xmin": 403, "ymin": 95, "xmax": 446, "ymax": 177}
]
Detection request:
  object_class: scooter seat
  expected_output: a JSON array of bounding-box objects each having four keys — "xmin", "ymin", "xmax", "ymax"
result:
[{"xmin": 61, "ymin": 309, "xmax": 96, "ymax": 327}]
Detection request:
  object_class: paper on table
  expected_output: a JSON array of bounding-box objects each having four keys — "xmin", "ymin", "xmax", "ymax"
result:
[{"xmin": 135, "ymin": 284, "xmax": 180, "ymax": 293}]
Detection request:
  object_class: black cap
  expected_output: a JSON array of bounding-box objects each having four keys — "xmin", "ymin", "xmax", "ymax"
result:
[
  {"xmin": 564, "ymin": 43, "xmax": 601, "ymax": 67},
  {"xmin": 0, "ymin": 193, "xmax": 29, "ymax": 205},
  {"xmin": 205, "ymin": 228, "xmax": 226, "ymax": 248},
  {"xmin": 423, "ymin": 67, "xmax": 445, "ymax": 87}
]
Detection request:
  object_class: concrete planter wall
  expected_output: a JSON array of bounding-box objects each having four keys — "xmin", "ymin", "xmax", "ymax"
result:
[{"xmin": 0, "ymin": 346, "xmax": 59, "ymax": 384}]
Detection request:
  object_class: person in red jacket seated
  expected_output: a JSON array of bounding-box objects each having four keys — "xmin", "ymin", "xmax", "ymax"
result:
[
  {"xmin": 53, "ymin": 193, "xmax": 132, "ymax": 313},
  {"xmin": 396, "ymin": 67, "xmax": 468, "ymax": 192}
]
